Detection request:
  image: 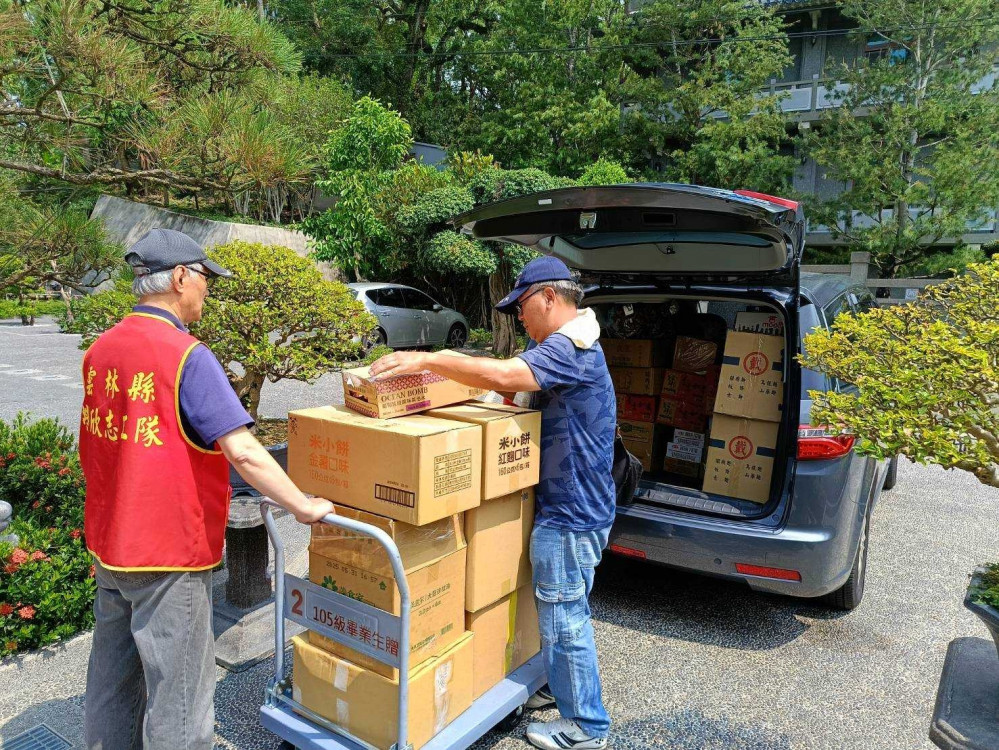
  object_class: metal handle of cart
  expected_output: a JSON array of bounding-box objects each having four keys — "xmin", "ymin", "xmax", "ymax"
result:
[{"xmin": 260, "ymin": 500, "xmax": 413, "ymax": 750}]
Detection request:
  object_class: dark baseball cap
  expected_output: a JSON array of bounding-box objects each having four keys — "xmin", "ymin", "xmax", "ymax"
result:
[
  {"xmin": 494, "ymin": 256, "xmax": 574, "ymax": 314},
  {"xmin": 125, "ymin": 228, "xmax": 232, "ymax": 278}
]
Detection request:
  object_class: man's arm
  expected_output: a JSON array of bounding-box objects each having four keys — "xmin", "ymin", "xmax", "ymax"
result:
[
  {"xmin": 217, "ymin": 427, "xmax": 333, "ymax": 523},
  {"xmin": 369, "ymin": 351, "xmax": 541, "ymax": 393}
]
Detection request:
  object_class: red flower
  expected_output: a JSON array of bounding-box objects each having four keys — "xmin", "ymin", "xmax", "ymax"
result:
[
  {"xmin": 5, "ymin": 452, "xmax": 14, "ymax": 460},
  {"xmin": 16, "ymin": 606, "xmax": 35, "ymax": 620},
  {"xmin": 88, "ymin": 564, "xmax": 96, "ymax": 578},
  {"xmin": 31, "ymin": 500, "xmax": 41, "ymax": 509},
  {"xmin": 0, "ymin": 458, "xmax": 5, "ymax": 468},
  {"xmin": 30, "ymin": 551, "xmax": 48, "ymax": 562},
  {"xmin": 9, "ymin": 548, "xmax": 28, "ymax": 565},
  {"xmin": 58, "ymin": 468, "xmax": 71, "ymax": 477},
  {"xmin": 3, "ymin": 563, "xmax": 18, "ymax": 575},
  {"xmin": 70, "ymin": 529, "xmax": 82, "ymax": 539},
  {"xmin": 4, "ymin": 641, "xmax": 17, "ymax": 652},
  {"xmin": 0, "ymin": 603, "xmax": 13, "ymax": 617},
  {"xmin": 34, "ymin": 457, "xmax": 51, "ymax": 469}
]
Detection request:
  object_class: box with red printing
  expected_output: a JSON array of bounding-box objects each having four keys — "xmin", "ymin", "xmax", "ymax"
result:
[
  {"xmin": 657, "ymin": 397, "xmax": 707, "ymax": 432},
  {"xmin": 615, "ymin": 394, "xmax": 658, "ymax": 423}
]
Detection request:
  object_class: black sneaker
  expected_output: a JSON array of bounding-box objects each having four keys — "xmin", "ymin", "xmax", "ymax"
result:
[{"xmin": 526, "ymin": 686, "xmax": 557, "ymax": 710}]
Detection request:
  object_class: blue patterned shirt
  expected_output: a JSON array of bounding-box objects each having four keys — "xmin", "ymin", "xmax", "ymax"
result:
[{"xmin": 518, "ymin": 334, "xmax": 617, "ymax": 531}]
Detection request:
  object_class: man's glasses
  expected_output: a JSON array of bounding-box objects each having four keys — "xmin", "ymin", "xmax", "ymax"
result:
[
  {"xmin": 186, "ymin": 266, "xmax": 213, "ymax": 285},
  {"xmin": 514, "ymin": 287, "xmax": 545, "ymax": 314}
]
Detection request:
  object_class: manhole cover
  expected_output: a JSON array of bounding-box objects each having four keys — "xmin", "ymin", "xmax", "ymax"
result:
[{"xmin": 1, "ymin": 724, "xmax": 72, "ymax": 750}]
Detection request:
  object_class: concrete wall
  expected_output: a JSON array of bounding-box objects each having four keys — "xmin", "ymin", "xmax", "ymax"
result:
[{"xmin": 90, "ymin": 195, "xmax": 341, "ymax": 281}]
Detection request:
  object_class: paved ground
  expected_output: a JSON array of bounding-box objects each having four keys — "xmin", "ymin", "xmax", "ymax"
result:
[{"xmin": 2, "ymin": 320, "xmax": 998, "ymax": 749}]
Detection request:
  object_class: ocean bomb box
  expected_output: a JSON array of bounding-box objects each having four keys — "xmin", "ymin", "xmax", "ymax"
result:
[{"xmin": 343, "ymin": 350, "xmax": 486, "ymax": 419}]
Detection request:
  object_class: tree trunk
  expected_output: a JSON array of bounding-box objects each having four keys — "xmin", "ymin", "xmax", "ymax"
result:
[
  {"xmin": 488, "ymin": 266, "xmax": 517, "ymax": 358},
  {"xmin": 238, "ymin": 371, "xmax": 266, "ymax": 426}
]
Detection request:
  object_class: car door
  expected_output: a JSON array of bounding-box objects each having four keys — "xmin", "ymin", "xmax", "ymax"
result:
[
  {"xmin": 368, "ymin": 287, "xmax": 413, "ymax": 347},
  {"xmin": 403, "ymin": 288, "xmax": 448, "ymax": 345}
]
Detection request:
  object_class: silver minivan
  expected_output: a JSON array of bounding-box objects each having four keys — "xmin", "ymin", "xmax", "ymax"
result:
[{"xmin": 455, "ymin": 183, "xmax": 896, "ymax": 610}]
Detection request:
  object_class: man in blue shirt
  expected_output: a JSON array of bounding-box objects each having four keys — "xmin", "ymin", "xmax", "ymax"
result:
[{"xmin": 370, "ymin": 256, "xmax": 615, "ymax": 749}]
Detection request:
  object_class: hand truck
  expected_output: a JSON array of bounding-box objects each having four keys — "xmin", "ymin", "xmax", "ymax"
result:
[{"xmin": 258, "ymin": 500, "xmax": 547, "ymax": 750}]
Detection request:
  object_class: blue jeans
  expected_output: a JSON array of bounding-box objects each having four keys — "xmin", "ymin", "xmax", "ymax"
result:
[{"xmin": 530, "ymin": 523, "xmax": 612, "ymax": 738}]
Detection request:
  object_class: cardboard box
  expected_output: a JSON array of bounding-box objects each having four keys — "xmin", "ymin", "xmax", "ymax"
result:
[
  {"xmin": 619, "ymin": 419, "xmax": 664, "ymax": 472},
  {"xmin": 465, "ymin": 587, "xmax": 540, "ymax": 699},
  {"xmin": 661, "ymin": 369, "xmax": 707, "ymax": 400},
  {"xmin": 464, "ymin": 488, "xmax": 534, "ymax": 613},
  {"xmin": 703, "ymin": 364, "xmax": 721, "ymax": 415},
  {"xmin": 425, "ymin": 403, "xmax": 540, "ymax": 500},
  {"xmin": 661, "ymin": 428, "xmax": 705, "ymax": 478},
  {"xmin": 615, "ymin": 393, "xmax": 658, "ymax": 423},
  {"xmin": 657, "ymin": 397, "xmax": 708, "ymax": 432},
  {"xmin": 672, "ymin": 337, "xmax": 717, "ymax": 373},
  {"xmin": 735, "ymin": 311, "xmax": 784, "ymax": 336},
  {"xmin": 609, "ymin": 367, "xmax": 665, "ymax": 396},
  {"xmin": 293, "ymin": 632, "xmax": 473, "ymax": 750},
  {"xmin": 309, "ymin": 506, "xmax": 466, "ymax": 678},
  {"xmin": 702, "ymin": 414, "xmax": 779, "ymax": 503},
  {"xmin": 288, "ymin": 405, "xmax": 482, "ymax": 525},
  {"xmin": 713, "ymin": 332, "xmax": 785, "ymax": 422},
  {"xmin": 600, "ymin": 338, "xmax": 669, "ymax": 368},
  {"xmin": 343, "ymin": 350, "xmax": 486, "ymax": 419}
]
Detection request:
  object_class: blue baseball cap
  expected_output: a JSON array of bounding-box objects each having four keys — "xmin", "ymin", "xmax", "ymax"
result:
[{"xmin": 495, "ymin": 256, "xmax": 574, "ymax": 315}]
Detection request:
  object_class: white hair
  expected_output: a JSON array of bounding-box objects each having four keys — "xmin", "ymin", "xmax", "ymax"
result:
[
  {"xmin": 528, "ymin": 279, "xmax": 584, "ymax": 307},
  {"xmin": 132, "ymin": 263, "xmax": 206, "ymax": 297}
]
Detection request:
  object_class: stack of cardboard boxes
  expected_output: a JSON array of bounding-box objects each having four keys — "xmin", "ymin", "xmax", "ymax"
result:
[
  {"xmin": 604, "ymin": 310, "xmax": 786, "ymax": 504},
  {"xmin": 702, "ymin": 314, "xmax": 785, "ymax": 504},
  {"xmin": 285, "ymin": 352, "xmax": 541, "ymax": 750}
]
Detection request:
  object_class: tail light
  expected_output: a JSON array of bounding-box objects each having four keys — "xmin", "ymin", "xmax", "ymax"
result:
[{"xmin": 797, "ymin": 425, "xmax": 856, "ymax": 460}]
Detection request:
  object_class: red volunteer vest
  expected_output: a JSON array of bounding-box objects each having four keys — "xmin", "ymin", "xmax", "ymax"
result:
[{"xmin": 79, "ymin": 312, "xmax": 231, "ymax": 571}]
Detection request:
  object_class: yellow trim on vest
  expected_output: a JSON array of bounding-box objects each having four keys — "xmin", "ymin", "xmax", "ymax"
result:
[
  {"xmin": 175, "ymin": 341, "xmax": 223, "ymax": 455},
  {"xmin": 89, "ymin": 549, "xmax": 221, "ymax": 573},
  {"xmin": 125, "ymin": 311, "xmax": 179, "ymax": 328}
]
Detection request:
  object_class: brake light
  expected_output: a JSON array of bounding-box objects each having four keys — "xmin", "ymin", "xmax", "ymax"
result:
[
  {"xmin": 734, "ymin": 189, "xmax": 800, "ymax": 211},
  {"xmin": 735, "ymin": 563, "xmax": 802, "ymax": 581},
  {"xmin": 609, "ymin": 544, "xmax": 646, "ymax": 560},
  {"xmin": 797, "ymin": 425, "xmax": 856, "ymax": 460}
]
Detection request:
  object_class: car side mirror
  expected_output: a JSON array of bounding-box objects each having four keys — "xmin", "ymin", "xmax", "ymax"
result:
[{"xmin": 433, "ymin": 303, "xmax": 444, "ymax": 312}]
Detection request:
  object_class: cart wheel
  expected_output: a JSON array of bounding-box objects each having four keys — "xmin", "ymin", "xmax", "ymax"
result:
[{"xmin": 497, "ymin": 703, "xmax": 525, "ymax": 732}]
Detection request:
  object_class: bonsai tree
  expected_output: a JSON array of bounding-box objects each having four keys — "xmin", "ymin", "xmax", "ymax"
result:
[
  {"xmin": 800, "ymin": 257, "xmax": 999, "ymax": 487},
  {"xmin": 64, "ymin": 241, "xmax": 375, "ymax": 423},
  {"xmin": 192, "ymin": 241, "xmax": 375, "ymax": 422}
]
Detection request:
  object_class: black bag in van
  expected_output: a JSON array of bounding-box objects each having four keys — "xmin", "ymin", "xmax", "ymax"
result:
[{"xmin": 613, "ymin": 429, "xmax": 644, "ymax": 507}]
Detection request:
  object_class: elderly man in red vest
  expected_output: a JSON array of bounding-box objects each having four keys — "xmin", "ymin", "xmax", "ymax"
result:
[{"xmin": 78, "ymin": 228, "xmax": 333, "ymax": 750}]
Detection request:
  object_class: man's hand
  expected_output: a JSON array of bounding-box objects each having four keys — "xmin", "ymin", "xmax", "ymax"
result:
[
  {"xmin": 369, "ymin": 351, "xmax": 430, "ymax": 380},
  {"xmin": 294, "ymin": 497, "xmax": 335, "ymax": 524}
]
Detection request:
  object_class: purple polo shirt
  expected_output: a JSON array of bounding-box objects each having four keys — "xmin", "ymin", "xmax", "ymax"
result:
[{"xmin": 132, "ymin": 305, "xmax": 254, "ymax": 450}]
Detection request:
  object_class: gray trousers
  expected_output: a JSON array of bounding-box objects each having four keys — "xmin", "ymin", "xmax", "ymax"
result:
[{"xmin": 84, "ymin": 561, "xmax": 216, "ymax": 750}]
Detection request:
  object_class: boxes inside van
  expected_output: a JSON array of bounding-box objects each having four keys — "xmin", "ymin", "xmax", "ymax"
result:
[{"xmin": 594, "ymin": 298, "xmax": 788, "ymax": 516}]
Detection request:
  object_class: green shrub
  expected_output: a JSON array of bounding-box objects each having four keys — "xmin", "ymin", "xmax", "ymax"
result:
[
  {"xmin": 361, "ymin": 344, "xmax": 394, "ymax": 365},
  {"xmin": 0, "ymin": 414, "xmax": 94, "ymax": 657},
  {"xmin": 971, "ymin": 563, "xmax": 999, "ymax": 610},
  {"xmin": 468, "ymin": 328, "xmax": 493, "ymax": 348},
  {"xmin": 0, "ymin": 299, "xmax": 65, "ymax": 319},
  {"xmin": 57, "ymin": 278, "xmax": 134, "ymax": 347}
]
